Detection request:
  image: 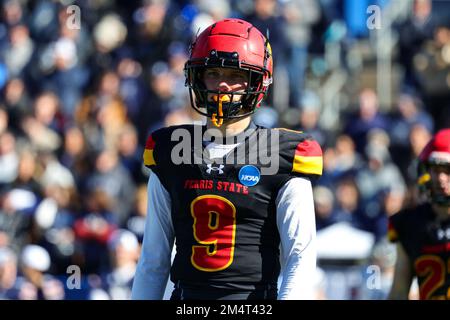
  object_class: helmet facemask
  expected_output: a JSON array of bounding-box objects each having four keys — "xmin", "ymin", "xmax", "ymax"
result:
[{"xmin": 424, "ymin": 162, "xmax": 450, "ymax": 206}]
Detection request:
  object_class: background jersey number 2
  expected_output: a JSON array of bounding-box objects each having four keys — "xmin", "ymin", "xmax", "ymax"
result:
[{"xmin": 190, "ymin": 195, "xmax": 236, "ymax": 271}]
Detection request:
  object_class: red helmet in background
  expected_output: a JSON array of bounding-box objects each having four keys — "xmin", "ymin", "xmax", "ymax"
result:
[
  {"xmin": 417, "ymin": 128, "xmax": 450, "ymax": 206},
  {"xmin": 184, "ymin": 18, "xmax": 273, "ymax": 124}
]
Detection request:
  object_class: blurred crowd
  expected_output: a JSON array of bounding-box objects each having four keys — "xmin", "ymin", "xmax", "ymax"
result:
[{"xmin": 0, "ymin": 0, "xmax": 449, "ymax": 300}]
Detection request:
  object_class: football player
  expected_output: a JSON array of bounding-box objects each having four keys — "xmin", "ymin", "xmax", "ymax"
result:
[
  {"xmin": 131, "ymin": 18, "xmax": 323, "ymax": 300},
  {"xmin": 388, "ymin": 128, "xmax": 450, "ymax": 300}
]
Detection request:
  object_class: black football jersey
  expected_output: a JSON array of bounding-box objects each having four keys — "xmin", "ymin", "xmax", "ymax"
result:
[
  {"xmin": 389, "ymin": 203, "xmax": 450, "ymax": 299},
  {"xmin": 143, "ymin": 122, "xmax": 322, "ymax": 290}
]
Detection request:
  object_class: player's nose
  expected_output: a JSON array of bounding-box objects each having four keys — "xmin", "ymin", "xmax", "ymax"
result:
[
  {"xmin": 438, "ymin": 171, "xmax": 449, "ymax": 182},
  {"xmin": 217, "ymin": 80, "xmax": 233, "ymax": 92}
]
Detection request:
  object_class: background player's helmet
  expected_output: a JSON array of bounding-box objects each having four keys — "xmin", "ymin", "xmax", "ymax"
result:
[
  {"xmin": 417, "ymin": 128, "xmax": 450, "ymax": 206},
  {"xmin": 184, "ymin": 18, "xmax": 273, "ymax": 125}
]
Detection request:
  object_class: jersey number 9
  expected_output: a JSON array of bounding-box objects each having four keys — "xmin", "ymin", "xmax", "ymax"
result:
[{"xmin": 190, "ymin": 195, "xmax": 236, "ymax": 271}]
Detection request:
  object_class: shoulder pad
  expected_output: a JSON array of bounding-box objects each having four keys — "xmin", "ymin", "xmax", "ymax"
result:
[
  {"xmin": 387, "ymin": 209, "xmax": 410, "ymax": 243},
  {"xmin": 143, "ymin": 124, "xmax": 200, "ymax": 169},
  {"xmin": 387, "ymin": 218, "xmax": 399, "ymax": 243},
  {"xmin": 143, "ymin": 134, "xmax": 156, "ymax": 168},
  {"xmin": 142, "ymin": 126, "xmax": 178, "ymax": 169},
  {"xmin": 276, "ymin": 128, "xmax": 323, "ymax": 177},
  {"xmin": 387, "ymin": 203, "xmax": 431, "ymax": 244}
]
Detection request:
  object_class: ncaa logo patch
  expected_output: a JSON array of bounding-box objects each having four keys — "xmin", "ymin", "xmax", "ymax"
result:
[{"xmin": 238, "ymin": 165, "xmax": 260, "ymax": 187}]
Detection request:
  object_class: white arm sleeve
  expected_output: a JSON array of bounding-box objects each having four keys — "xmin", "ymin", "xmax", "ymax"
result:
[
  {"xmin": 276, "ymin": 177, "xmax": 317, "ymax": 300},
  {"xmin": 131, "ymin": 172, "xmax": 174, "ymax": 300}
]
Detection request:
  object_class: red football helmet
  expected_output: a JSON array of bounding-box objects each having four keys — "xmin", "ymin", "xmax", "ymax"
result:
[
  {"xmin": 417, "ymin": 128, "xmax": 450, "ymax": 206},
  {"xmin": 184, "ymin": 18, "xmax": 273, "ymax": 126}
]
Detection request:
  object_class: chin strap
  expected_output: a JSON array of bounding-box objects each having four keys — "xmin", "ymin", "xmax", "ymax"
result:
[{"xmin": 211, "ymin": 95, "xmax": 230, "ymax": 127}]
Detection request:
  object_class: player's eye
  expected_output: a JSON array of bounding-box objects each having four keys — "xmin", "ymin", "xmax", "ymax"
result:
[
  {"xmin": 230, "ymin": 72, "xmax": 248, "ymax": 82},
  {"xmin": 430, "ymin": 165, "xmax": 450, "ymax": 175},
  {"xmin": 204, "ymin": 70, "xmax": 221, "ymax": 80}
]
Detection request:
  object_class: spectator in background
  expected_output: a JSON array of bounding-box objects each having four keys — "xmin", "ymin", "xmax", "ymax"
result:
[
  {"xmin": 60, "ymin": 125, "xmax": 91, "ymax": 191},
  {"xmin": 405, "ymin": 123, "xmax": 433, "ymax": 189},
  {"xmin": 0, "ymin": 131, "xmax": 19, "ymax": 185},
  {"xmin": 37, "ymin": 35, "xmax": 89, "ymax": 116},
  {"xmin": 2, "ymin": 78, "xmax": 30, "ymax": 136},
  {"xmin": 9, "ymin": 149, "xmax": 42, "ymax": 198},
  {"xmin": 0, "ymin": 107, "xmax": 7, "ymax": 136},
  {"xmin": 33, "ymin": 171, "xmax": 79, "ymax": 274},
  {"xmin": 32, "ymin": 91, "xmax": 66, "ymax": 136},
  {"xmin": 282, "ymin": 0, "xmax": 320, "ymax": 108},
  {"xmin": 390, "ymin": 93, "xmax": 434, "ymax": 142},
  {"xmin": 395, "ymin": 0, "xmax": 436, "ymax": 90},
  {"xmin": 14, "ymin": 245, "xmax": 65, "ymax": 300},
  {"xmin": 343, "ymin": 88, "xmax": 390, "ymax": 155},
  {"xmin": 1, "ymin": 0, "xmax": 24, "ymax": 29},
  {"xmin": 73, "ymin": 189, "xmax": 117, "ymax": 274},
  {"xmin": 294, "ymin": 90, "xmax": 329, "ymax": 147},
  {"xmin": 104, "ymin": 229, "xmax": 139, "ymax": 300},
  {"xmin": 414, "ymin": 22, "xmax": 450, "ymax": 130},
  {"xmin": 136, "ymin": 61, "xmax": 175, "ymax": 145},
  {"xmin": 116, "ymin": 123, "xmax": 145, "ymax": 184},
  {"xmin": 319, "ymin": 145, "xmax": 339, "ymax": 188},
  {"xmin": 318, "ymin": 134, "xmax": 363, "ymax": 189},
  {"xmin": 131, "ymin": 0, "xmax": 182, "ymax": 67},
  {"xmin": 26, "ymin": 0, "xmax": 58, "ymax": 42},
  {"xmin": 86, "ymin": 148, "xmax": 136, "ymax": 226},
  {"xmin": 244, "ymin": 0, "xmax": 288, "ymax": 107},
  {"xmin": 356, "ymin": 129, "xmax": 406, "ymax": 223},
  {"xmin": 20, "ymin": 115, "xmax": 61, "ymax": 154},
  {"xmin": 167, "ymin": 41, "xmax": 190, "ymax": 108},
  {"xmin": 0, "ymin": 188, "xmax": 34, "ymax": 253},
  {"xmin": 389, "ymin": 92, "xmax": 434, "ymax": 179},
  {"xmin": 124, "ymin": 184, "xmax": 148, "ymax": 242},
  {"xmin": 89, "ymin": 13, "xmax": 128, "ymax": 72},
  {"xmin": 0, "ymin": 247, "xmax": 18, "ymax": 299},
  {"xmin": 375, "ymin": 189, "xmax": 406, "ymax": 241},
  {"xmin": 333, "ymin": 176, "xmax": 365, "ymax": 230},
  {"xmin": 2, "ymin": 23, "xmax": 34, "ymax": 78},
  {"xmin": 333, "ymin": 134, "xmax": 363, "ymax": 178},
  {"xmin": 190, "ymin": 0, "xmax": 231, "ymax": 37},
  {"xmin": 117, "ymin": 53, "xmax": 147, "ymax": 123},
  {"xmin": 75, "ymin": 70, "xmax": 128, "ymax": 152},
  {"xmin": 20, "ymin": 92, "xmax": 64, "ymax": 153},
  {"xmin": 313, "ymin": 185, "xmax": 337, "ymax": 230}
]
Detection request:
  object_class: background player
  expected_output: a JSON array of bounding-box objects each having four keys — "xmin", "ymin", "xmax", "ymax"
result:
[{"xmin": 388, "ymin": 128, "xmax": 450, "ymax": 300}]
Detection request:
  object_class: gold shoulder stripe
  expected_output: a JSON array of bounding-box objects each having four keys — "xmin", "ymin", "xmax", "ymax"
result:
[
  {"xmin": 143, "ymin": 149, "xmax": 155, "ymax": 166},
  {"xmin": 292, "ymin": 155, "xmax": 323, "ymax": 175},
  {"xmin": 387, "ymin": 229, "xmax": 398, "ymax": 242}
]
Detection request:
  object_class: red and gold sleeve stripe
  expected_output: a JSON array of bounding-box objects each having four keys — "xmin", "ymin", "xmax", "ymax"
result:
[
  {"xmin": 292, "ymin": 140, "xmax": 323, "ymax": 175},
  {"xmin": 387, "ymin": 220, "xmax": 398, "ymax": 242},
  {"xmin": 143, "ymin": 135, "xmax": 156, "ymax": 166}
]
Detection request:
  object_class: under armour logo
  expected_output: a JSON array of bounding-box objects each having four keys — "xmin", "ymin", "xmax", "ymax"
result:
[{"xmin": 206, "ymin": 164, "xmax": 224, "ymax": 174}]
